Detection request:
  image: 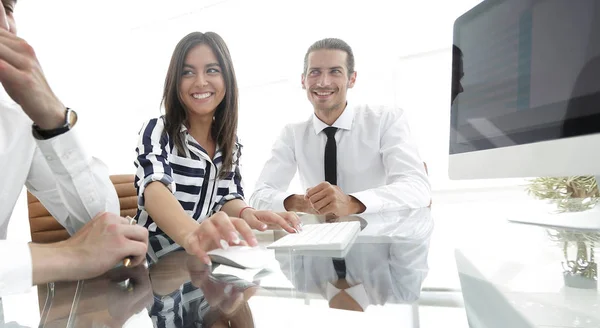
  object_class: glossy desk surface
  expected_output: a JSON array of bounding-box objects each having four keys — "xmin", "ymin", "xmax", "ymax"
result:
[
  {"xmin": 0, "ymin": 208, "xmax": 434, "ymax": 328},
  {"xmin": 456, "ymin": 217, "xmax": 600, "ymax": 328}
]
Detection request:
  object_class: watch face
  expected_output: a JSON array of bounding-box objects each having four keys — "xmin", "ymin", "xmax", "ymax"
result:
[
  {"xmin": 32, "ymin": 108, "xmax": 77, "ymax": 140},
  {"xmin": 68, "ymin": 109, "xmax": 78, "ymax": 127}
]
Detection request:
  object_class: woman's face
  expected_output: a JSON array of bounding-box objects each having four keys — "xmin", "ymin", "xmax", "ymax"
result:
[{"xmin": 178, "ymin": 44, "xmax": 226, "ymax": 119}]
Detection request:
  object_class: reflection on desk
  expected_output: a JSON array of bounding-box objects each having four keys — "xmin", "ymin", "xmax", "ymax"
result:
[
  {"xmin": 35, "ymin": 265, "xmax": 154, "ymax": 327},
  {"xmin": 276, "ymin": 208, "xmax": 433, "ymax": 311},
  {"xmin": 4, "ymin": 208, "xmax": 435, "ymax": 327},
  {"xmin": 148, "ymin": 251, "xmax": 258, "ymax": 328}
]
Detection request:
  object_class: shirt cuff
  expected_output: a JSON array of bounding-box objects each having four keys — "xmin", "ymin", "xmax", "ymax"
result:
[
  {"xmin": 0, "ymin": 241, "xmax": 33, "ymax": 296},
  {"xmin": 34, "ymin": 127, "xmax": 90, "ymax": 176},
  {"xmin": 272, "ymin": 191, "xmax": 293, "ymax": 212},
  {"xmin": 350, "ymin": 190, "xmax": 383, "ymax": 215}
]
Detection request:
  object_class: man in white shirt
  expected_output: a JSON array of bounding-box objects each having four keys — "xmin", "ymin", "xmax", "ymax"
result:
[
  {"xmin": 250, "ymin": 38, "xmax": 431, "ymax": 216},
  {"xmin": 0, "ymin": 0, "xmax": 148, "ymax": 296}
]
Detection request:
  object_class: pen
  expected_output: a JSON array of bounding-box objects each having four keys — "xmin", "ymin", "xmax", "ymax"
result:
[{"xmin": 123, "ymin": 216, "xmax": 137, "ymax": 268}]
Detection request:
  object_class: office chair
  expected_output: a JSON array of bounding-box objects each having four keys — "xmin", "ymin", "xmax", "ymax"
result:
[{"xmin": 27, "ymin": 174, "xmax": 137, "ymax": 243}]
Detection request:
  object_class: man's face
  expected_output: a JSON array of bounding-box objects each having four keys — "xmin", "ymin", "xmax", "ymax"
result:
[
  {"xmin": 1, "ymin": 0, "xmax": 17, "ymax": 34},
  {"xmin": 302, "ymin": 49, "xmax": 356, "ymax": 113}
]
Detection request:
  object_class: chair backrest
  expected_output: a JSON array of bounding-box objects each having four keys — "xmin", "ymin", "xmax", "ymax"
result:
[{"xmin": 27, "ymin": 174, "xmax": 137, "ymax": 244}]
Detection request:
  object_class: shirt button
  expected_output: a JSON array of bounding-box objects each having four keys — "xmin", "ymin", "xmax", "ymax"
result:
[{"xmin": 46, "ymin": 156, "xmax": 53, "ymax": 161}]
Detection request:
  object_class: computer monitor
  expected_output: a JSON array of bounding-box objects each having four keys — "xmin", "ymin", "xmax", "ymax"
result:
[{"xmin": 449, "ymin": 0, "xmax": 600, "ymax": 180}]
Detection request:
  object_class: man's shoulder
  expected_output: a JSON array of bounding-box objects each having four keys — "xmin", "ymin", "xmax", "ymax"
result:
[{"xmin": 352, "ymin": 104, "xmax": 405, "ymax": 122}]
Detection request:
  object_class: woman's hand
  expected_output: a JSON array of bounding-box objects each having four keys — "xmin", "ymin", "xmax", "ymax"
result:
[
  {"xmin": 240, "ymin": 209, "xmax": 302, "ymax": 234},
  {"xmin": 182, "ymin": 211, "xmax": 257, "ymax": 264}
]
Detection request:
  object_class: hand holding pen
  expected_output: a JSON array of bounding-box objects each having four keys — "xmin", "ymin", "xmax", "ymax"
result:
[
  {"xmin": 123, "ymin": 216, "xmax": 137, "ymax": 268},
  {"xmin": 56, "ymin": 212, "xmax": 149, "ymax": 281}
]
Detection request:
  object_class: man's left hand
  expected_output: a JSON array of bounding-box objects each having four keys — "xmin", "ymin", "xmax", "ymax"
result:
[{"xmin": 306, "ymin": 182, "xmax": 366, "ymax": 217}]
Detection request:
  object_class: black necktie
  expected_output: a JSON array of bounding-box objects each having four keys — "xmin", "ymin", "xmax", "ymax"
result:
[
  {"xmin": 333, "ymin": 256, "xmax": 347, "ymax": 280},
  {"xmin": 323, "ymin": 127, "xmax": 346, "ymax": 278},
  {"xmin": 323, "ymin": 127, "xmax": 338, "ymax": 185}
]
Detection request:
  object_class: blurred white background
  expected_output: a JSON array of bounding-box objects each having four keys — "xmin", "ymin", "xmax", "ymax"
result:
[
  {"xmin": 6, "ymin": 1, "xmax": 540, "ymax": 326},
  {"xmin": 14, "ymin": 0, "xmax": 495, "ymax": 193}
]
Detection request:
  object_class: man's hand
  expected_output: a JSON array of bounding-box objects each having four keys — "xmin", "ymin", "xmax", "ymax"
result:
[
  {"xmin": 182, "ymin": 212, "xmax": 258, "ymax": 265},
  {"xmin": 283, "ymin": 194, "xmax": 319, "ymax": 214},
  {"xmin": 240, "ymin": 209, "xmax": 302, "ymax": 233},
  {"xmin": 60, "ymin": 212, "xmax": 149, "ymax": 281},
  {"xmin": 0, "ymin": 28, "xmax": 65, "ymax": 129},
  {"xmin": 305, "ymin": 182, "xmax": 366, "ymax": 217}
]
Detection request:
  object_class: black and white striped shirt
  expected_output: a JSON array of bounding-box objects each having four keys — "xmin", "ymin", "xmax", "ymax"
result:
[
  {"xmin": 149, "ymin": 274, "xmax": 255, "ymax": 327},
  {"xmin": 134, "ymin": 117, "xmax": 244, "ymax": 260}
]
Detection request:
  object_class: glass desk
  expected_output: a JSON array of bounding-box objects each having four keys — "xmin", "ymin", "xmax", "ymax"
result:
[
  {"xmin": 0, "ymin": 208, "xmax": 434, "ymax": 328},
  {"xmin": 456, "ymin": 218, "xmax": 600, "ymax": 328}
]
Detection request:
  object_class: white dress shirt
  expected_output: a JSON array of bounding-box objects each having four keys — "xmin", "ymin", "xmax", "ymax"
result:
[
  {"xmin": 275, "ymin": 208, "xmax": 433, "ymax": 310},
  {"xmin": 250, "ymin": 102, "xmax": 431, "ymax": 214},
  {"xmin": 0, "ymin": 92, "xmax": 119, "ymax": 296}
]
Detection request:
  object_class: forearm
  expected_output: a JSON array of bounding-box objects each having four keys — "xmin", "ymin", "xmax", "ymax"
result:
[
  {"xmin": 351, "ymin": 177, "xmax": 430, "ymax": 213},
  {"xmin": 28, "ymin": 101, "xmax": 65, "ymax": 130},
  {"xmin": 220, "ymin": 199, "xmax": 249, "ymax": 218},
  {"xmin": 32, "ymin": 129, "xmax": 119, "ymax": 234},
  {"xmin": 249, "ymin": 126, "xmax": 298, "ymax": 212},
  {"xmin": 144, "ymin": 182, "xmax": 199, "ymax": 247},
  {"xmin": 149, "ymin": 252, "xmax": 190, "ymax": 296},
  {"xmin": 29, "ymin": 242, "xmax": 75, "ymax": 285}
]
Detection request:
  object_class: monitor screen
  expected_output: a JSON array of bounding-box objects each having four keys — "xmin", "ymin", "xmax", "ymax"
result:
[{"xmin": 450, "ymin": 0, "xmax": 600, "ymax": 155}]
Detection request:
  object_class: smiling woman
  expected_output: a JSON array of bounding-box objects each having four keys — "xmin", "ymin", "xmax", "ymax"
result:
[
  {"xmin": 162, "ymin": 32, "xmax": 235, "ymax": 168},
  {"xmin": 132, "ymin": 31, "xmax": 302, "ymax": 266}
]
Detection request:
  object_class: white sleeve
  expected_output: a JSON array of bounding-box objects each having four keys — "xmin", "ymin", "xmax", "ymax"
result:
[
  {"xmin": 26, "ymin": 126, "xmax": 119, "ymax": 235},
  {"xmin": 388, "ymin": 239, "xmax": 430, "ymax": 302},
  {"xmin": 249, "ymin": 125, "xmax": 298, "ymax": 212},
  {"xmin": 350, "ymin": 109, "xmax": 431, "ymax": 213},
  {"xmin": 0, "ymin": 241, "xmax": 33, "ymax": 296}
]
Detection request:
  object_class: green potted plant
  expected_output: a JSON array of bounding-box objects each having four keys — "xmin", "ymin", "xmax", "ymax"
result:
[{"xmin": 526, "ymin": 176, "xmax": 600, "ymax": 289}]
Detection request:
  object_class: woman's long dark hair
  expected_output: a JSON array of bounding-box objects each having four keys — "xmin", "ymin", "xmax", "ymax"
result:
[{"xmin": 162, "ymin": 31, "xmax": 239, "ymax": 179}]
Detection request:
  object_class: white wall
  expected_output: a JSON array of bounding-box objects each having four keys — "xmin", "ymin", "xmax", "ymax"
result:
[{"xmin": 15, "ymin": 0, "xmax": 494, "ymax": 196}]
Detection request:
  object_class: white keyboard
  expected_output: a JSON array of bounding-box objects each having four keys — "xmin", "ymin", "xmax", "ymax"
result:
[{"xmin": 267, "ymin": 221, "xmax": 360, "ymax": 256}]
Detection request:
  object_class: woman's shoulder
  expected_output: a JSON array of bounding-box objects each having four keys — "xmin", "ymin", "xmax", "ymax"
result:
[
  {"xmin": 138, "ymin": 116, "xmax": 170, "ymax": 142},
  {"xmin": 141, "ymin": 115, "xmax": 167, "ymax": 129}
]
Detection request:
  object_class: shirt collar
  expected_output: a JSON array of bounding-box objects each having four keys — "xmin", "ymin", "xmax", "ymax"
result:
[
  {"xmin": 311, "ymin": 101, "xmax": 354, "ymax": 135},
  {"xmin": 174, "ymin": 121, "xmax": 228, "ymax": 159},
  {"xmin": 326, "ymin": 282, "xmax": 370, "ymax": 311}
]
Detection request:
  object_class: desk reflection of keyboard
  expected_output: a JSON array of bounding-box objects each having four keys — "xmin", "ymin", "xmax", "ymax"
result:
[{"xmin": 267, "ymin": 221, "xmax": 360, "ymax": 257}]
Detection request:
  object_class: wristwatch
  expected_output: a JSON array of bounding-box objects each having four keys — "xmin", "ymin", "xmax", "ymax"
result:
[{"xmin": 32, "ymin": 108, "xmax": 78, "ymax": 140}]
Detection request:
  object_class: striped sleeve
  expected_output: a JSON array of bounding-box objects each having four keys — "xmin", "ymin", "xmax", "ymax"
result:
[
  {"xmin": 134, "ymin": 118, "xmax": 176, "ymax": 210},
  {"xmin": 212, "ymin": 143, "xmax": 244, "ymax": 213}
]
